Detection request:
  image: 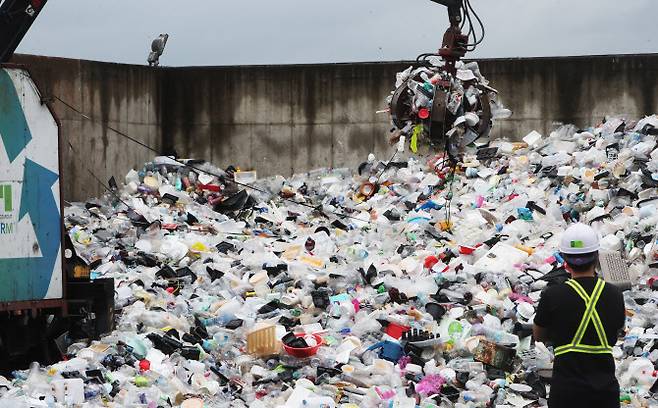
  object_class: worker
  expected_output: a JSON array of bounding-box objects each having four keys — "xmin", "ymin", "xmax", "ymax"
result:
[{"xmin": 533, "ymin": 223, "xmax": 625, "ymax": 408}]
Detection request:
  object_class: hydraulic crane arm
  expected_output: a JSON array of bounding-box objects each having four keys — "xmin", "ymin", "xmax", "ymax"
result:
[
  {"xmin": 429, "ymin": 0, "xmax": 463, "ymax": 27},
  {"xmin": 388, "ymin": 0, "xmax": 490, "ymax": 157},
  {"xmin": 0, "ymin": 0, "xmax": 49, "ymax": 63},
  {"xmin": 427, "ymin": 0, "xmax": 468, "ymax": 73}
]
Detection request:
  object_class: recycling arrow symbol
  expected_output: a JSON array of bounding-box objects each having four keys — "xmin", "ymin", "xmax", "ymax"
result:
[
  {"xmin": 0, "ymin": 70, "xmax": 32, "ymax": 163},
  {"xmin": 0, "ymin": 69, "xmax": 61, "ymax": 302},
  {"xmin": 0, "ymin": 160, "xmax": 61, "ymax": 302}
]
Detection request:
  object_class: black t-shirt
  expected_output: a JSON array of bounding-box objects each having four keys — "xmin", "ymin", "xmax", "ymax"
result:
[{"xmin": 534, "ymin": 277, "xmax": 625, "ymax": 393}]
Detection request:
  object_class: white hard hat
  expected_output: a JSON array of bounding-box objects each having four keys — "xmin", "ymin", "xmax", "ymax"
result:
[{"xmin": 559, "ymin": 223, "xmax": 600, "ymax": 255}]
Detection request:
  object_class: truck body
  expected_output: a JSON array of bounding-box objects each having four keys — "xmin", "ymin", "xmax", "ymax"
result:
[
  {"xmin": 0, "ymin": 64, "xmax": 65, "ymax": 312},
  {"xmin": 0, "ymin": 65, "xmax": 114, "ymax": 374}
]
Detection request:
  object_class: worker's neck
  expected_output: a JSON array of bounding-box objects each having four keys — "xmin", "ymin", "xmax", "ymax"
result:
[{"xmin": 570, "ymin": 269, "xmax": 596, "ymax": 279}]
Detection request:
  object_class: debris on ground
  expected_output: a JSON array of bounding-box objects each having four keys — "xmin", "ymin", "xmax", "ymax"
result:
[{"xmin": 4, "ymin": 116, "xmax": 658, "ymax": 407}]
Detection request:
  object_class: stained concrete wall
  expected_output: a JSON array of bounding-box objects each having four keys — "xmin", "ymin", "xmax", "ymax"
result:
[
  {"xmin": 10, "ymin": 54, "xmax": 658, "ymax": 201},
  {"xmin": 158, "ymin": 64, "xmax": 399, "ymax": 180},
  {"xmin": 478, "ymin": 55, "xmax": 658, "ymax": 140},
  {"xmin": 12, "ymin": 54, "xmax": 161, "ymax": 201}
]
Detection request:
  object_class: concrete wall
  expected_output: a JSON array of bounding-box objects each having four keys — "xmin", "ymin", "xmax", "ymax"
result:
[
  {"xmin": 10, "ymin": 54, "xmax": 658, "ymax": 201},
  {"xmin": 159, "ymin": 64, "xmax": 398, "ymax": 180},
  {"xmin": 479, "ymin": 55, "xmax": 658, "ymax": 140},
  {"xmin": 12, "ymin": 55, "xmax": 161, "ymax": 201}
]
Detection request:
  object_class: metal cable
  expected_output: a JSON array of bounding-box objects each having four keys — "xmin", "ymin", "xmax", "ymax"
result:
[
  {"xmin": 465, "ymin": 0, "xmax": 485, "ymax": 48},
  {"xmin": 53, "ymin": 95, "xmax": 373, "ymax": 225},
  {"xmin": 375, "ymin": 149, "xmax": 399, "ymax": 184},
  {"xmin": 444, "ymin": 163, "xmax": 457, "ymax": 233},
  {"xmin": 66, "ymin": 140, "xmax": 268, "ymax": 237},
  {"xmin": 65, "ymin": 140, "xmax": 151, "ymax": 227}
]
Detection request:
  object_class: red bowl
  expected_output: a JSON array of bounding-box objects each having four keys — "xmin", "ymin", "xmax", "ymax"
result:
[{"xmin": 282, "ymin": 334, "xmax": 323, "ymax": 358}]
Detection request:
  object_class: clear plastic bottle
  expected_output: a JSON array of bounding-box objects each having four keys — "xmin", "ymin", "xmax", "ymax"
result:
[
  {"xmin": 470, "ymin": 323, "xmax": 519, "ymax": 345},
  {"xmin": 623, "ymin": 333, "xmax": 639, "ymax": 354}
]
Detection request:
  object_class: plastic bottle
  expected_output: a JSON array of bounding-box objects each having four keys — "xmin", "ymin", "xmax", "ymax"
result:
[
  {"xmin": 461, "ymin": 390, "xmax": 490, "ymax": 404},
  {"xmin": 494, "ymin": 387, "xmax": 507, "ymax": 405},
  {"xmin": 297, "ymin": 396, "xmax": 336, "ymax": 408},
  {"xmin": 202, "ymin": 298, "xmax": 242, "ymax": 327},
  {"xmin": 471, "ymin": 324, "xmax": 519, "ymax": 345},
  {"xmin": 623, "ymin": 333, "xmax": 639, "ymax": 354}
]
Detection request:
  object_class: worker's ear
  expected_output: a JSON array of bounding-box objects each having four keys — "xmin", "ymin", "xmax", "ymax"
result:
[{"xmin": 563, "ymin": 262, "xmax": 573, "ymax": 275}]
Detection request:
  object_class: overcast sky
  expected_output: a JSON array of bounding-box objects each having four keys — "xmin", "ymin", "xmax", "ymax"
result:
[{"xmin": 15, "ymin": 0, "xmax": 658, "ymax": 66}]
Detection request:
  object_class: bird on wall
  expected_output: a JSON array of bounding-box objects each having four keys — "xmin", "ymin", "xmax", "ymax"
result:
[{"xmin": 147, "ymin": 33, "xmax": 169, "ymax": 67}]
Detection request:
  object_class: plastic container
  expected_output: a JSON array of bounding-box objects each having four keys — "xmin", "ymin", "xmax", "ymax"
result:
[
  {"xmin": 385, "ymin": 322, "xmax": 410, "ymax": 339},
  {"xmin": 247, "ymin": 325, "xmax": 280, "ymax": 357},
  {"xmin": 282, "ymin": 333, "xmax": 323, "ymax": 358},
  {"xmin": 234, "ymin": 171, "xmax": 257, "ymax": 184}
]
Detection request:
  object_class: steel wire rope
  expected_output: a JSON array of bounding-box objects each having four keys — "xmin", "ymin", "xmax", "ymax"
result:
[{"xmin": 53, "ymin": 95, "xmax": 379, "ymax": 226}]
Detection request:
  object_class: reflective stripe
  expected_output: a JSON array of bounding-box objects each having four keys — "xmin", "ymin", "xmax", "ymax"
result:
[
  {"xmin": 553, "ymin": 278, "xmax": 612, "ymax": 357},
  {"xmin": 563, "ymin": 280, "xmax": 604, "ymax": 347},
  {"xmin": 565, "ymin": 279, "xmax": 606, "ymax": 349},
  {"xmin": 564, "ymin": 281, "xmax": 594, "ymax": 345},
  {"xmin": 556, "ymin": 345, "xmax": 612, "ymax": 355},
  {"xmin": 556, "ymin": 347, "xmax": 612, "ymax": 356},
  {"xmin": 569, "ymin": 345, "xmax": 612, "ymax": 351},
  {"xmin": 566, "ymin": 279, "xmax": 609, "ymax": 348},
  {"xmin": 554, "ymin": 279, "xmax": 609, "ymax": 355},
  {"xmin": 578, "ymin": 279, "xmax": 609, "ymax": 348}
]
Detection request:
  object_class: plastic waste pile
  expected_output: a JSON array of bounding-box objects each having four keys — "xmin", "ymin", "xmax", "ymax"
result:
[{"xmin": 7, "ymin": 117, "xmax": 658, "ymax": 407}]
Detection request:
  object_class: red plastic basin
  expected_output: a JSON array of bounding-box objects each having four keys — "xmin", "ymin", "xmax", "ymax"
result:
[{"xmin": 282, "ymin": 333, "xmax": 323, "ymax": 358}]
